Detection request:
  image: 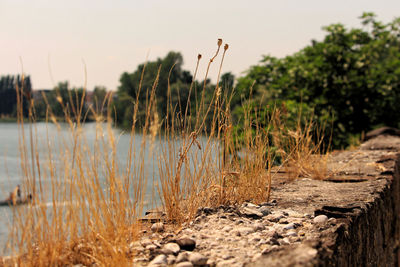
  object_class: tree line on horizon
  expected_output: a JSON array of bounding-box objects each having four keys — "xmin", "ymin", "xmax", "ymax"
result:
[{"xmin": 1, "ymin": 13, "xmax": 399, "ymax": 149}]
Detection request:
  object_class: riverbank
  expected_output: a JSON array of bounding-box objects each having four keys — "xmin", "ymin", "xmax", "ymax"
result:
[{"xmin": 131, "ymin": 130, "xmax": 400, "ymax": 266}]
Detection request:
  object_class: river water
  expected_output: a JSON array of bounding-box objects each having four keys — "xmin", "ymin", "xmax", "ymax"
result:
[{"xmin": 0, "ymin": 122, "xmax": 217, "ymax": 254}]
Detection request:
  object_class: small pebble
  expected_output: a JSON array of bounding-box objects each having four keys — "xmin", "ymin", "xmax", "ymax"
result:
[
  {"xmin": 177, "ymin": 238, "xmax": 196, "ymax": 251},
  {"xmin": 163, "ymin": 243, "xmax": 180, "ymax": 255},
  {"xmin": 286, "ymin": 231, "xmax": 297, "ymax": 237},
  {"xmin": 242, "ymin": 207, "xmax": 263, "ymax": 218},
  {"xmin": 237, "ymin": 226, "xmax": 255, "ymax": 235},
  {"xmin": 279, "ymin": 237, "xmax": 290, "ymax": 245},
  {"xmin": 151, "ymin": 222, "xmax": 164, "ymax": 232},
  {"xmin": 313, "ymin": 215, "xmax": 328, "ymax": 224},
  {"xmin": 146, "ymin": 244, "xmax": 157, "ymax": 251},
  {"xmin": 167, "ymin": 254, "xmax": 176, "ymax": 264},
  {"xmin": 176, "ymin": 252, "xmax": 189, "ymax": 263},
  {"xmin": 176, "ymin": 262, "xmax": 194, "ymax": 267},
  {"xmin": 140, "ymin": 238, "xmax": 152, "ymax": 247},
  {"xmin": 283, "ymin": 223, "xmax": 295, "ymax": 230},
  {"xmin": 189, "ymin": 252, "xmax": 208, "ymax": 266},
  {"xmin": 253, "ymin": 222, "xmax": 265, "ymax": 231},
  {"xmin": 259, "ymin": 206, "xmax": 271, "ymax": 216},
  {"xmin": 246, "ymin": 202, "xmax": 259, "ymax": 208},
  {"xmin": 149, "ymin": 254, "xmax": 167, "ymax": 266}
]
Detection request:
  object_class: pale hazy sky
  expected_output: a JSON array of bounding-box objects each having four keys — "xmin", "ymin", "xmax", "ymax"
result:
[{"xmin": 1, "ymin": 0, "xmax": 399, "ymax": 90}]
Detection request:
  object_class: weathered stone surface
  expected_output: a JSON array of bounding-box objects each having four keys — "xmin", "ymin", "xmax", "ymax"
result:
[
  {"xmin": 138, "ymin": 134, "xmax": 400, "ymax": 266},
  {"xmin": 364, "ymin": 126, "xmax": 400, "ymax": 141},
  {"xmin": 249, "ymin": 244, "xmax": 318, "ymax": 267},
  {"xmin": 251, "ymin": 134, "xmax": 400, "ymax": 266}
]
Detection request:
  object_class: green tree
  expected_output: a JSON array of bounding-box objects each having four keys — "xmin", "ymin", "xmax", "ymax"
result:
[
  {"xmin": 235, "ymin": 13, "xmax": 400, "ymax": 148},
  {"xmin": 92, "ymin": 86, "xmax": 108, "ymax": 114},
  {"xmin": 45, "ymin": 81, "xmax": 87, "ymax": 121},
  {"xmin": 0, "ymin": 75, "xmax": 32, "ymax": 117},
  {"xmin": 114, "ymin": 51, "xmax": 192, "ymax": 129}
]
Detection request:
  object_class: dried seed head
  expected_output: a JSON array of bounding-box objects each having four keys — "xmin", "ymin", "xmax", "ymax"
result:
[
  {"xmin": 217, "ymin": 39, "xmax": 222, "ymax": 47},
  {"xmin": 215, "ymin": 87, "xmax": 222, "ymax": 105},
  {"xmin": 198, "ymin": 54, "xmax": 202, "ymax": 60},
  {"xmin": 56, "ymin": 96, "xmax": 63, "ymax": 104},
  {"xmin": 216, "ymin": 87, "xmax": 222, "ymax": 98},
  {"xmin": 224, "ymin": 44, "xmax": 229, "ymax": 51}
]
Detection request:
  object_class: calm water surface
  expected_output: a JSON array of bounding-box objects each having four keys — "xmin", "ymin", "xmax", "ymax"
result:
[{"xmin": 0, "ymin": 122, "xmax": 215, "ymax": 254}]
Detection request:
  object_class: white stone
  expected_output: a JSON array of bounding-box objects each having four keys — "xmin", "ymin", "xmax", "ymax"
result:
[
  {"xmin": 313, "ymin": 215, "xmax": 328, "ymax": 223},
  {"xmin": 246, "ymin": 202, "xmax": 259, "ymax": 208}
]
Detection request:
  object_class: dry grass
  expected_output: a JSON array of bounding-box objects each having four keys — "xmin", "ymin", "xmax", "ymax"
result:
[
  {"xmin": 5, "ymin": 39, "xmax": 330, "ymax": 266},
  {"xmin": 8, "ymin": 75, "xmax": 150, "ymax": 266},
  {"xmin": 156, "ymin": 40, "xmax": 274, "ymax": 225},
  {"xmin": 271, "ymin": 107, "xmax": 331, "ymax": 180}
]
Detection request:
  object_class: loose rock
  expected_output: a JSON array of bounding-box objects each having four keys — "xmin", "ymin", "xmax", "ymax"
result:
[
  {"xmin": 176, "ymin": 238, "xmax": 196, "ymax": 251},
  {"xmin": 167, "ymin": 254, "xmax": 176, "ymax": 265},
  {"xmin": 151, "ymin": 222, "xmax": 165, "ymax": 232},
  {"xmin": 146, "ymin": 244, "xmax": 157, "ymax": 251},
  {"xmin": 189, "ymin": 252, "xmax": 208, "ymax": 266},
  {"xmin": 176, "ymin": 251, "xmax": 190, "ymax": 263},
  {"xmin": 176, "ymin": 262, "xmax": 194, "ymax": 267},
  {"xmin": 163, "ymin": 243, "xmax": 180, "ymax": 255},
  {"xmin": 237, "ymin": 226, "xmax": 255, "ymax": 235},
  {"xmin": 242, "ymin": 207, "xmax": 263, "ymax": 218},
  {"xmin": 148, "ymin": 254, "xmax": 167, "ymax": 266},
  {"xmin": 286, "ymin": 231, "xmax": 297, "ymax": 237},
  {"xmin": 313, "ymin": 215, "xmax": 328, "ymax": 224},
  {"xmin": 283, "ymin": 223, "xmax": 295, "ymax": 230},
  {"xmin": 259, "ymin": 206, "xmax": 271, "ymax": 216},
  {"xmin": 253, "ymin": 222, "xmax": 265, "ymax": 231}
]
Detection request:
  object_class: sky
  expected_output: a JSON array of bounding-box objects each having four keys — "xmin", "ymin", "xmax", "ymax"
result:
[{"xmin": 1, "ymin": 0, "xmax": 400, "ymax": 91}]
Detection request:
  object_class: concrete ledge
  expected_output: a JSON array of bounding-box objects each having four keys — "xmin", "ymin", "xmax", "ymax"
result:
[{"xmin": 250, "ymin": 134, "xmax": 400, "ymax": 266}]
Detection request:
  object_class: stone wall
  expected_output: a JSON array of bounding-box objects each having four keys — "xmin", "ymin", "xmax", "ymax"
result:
[{"xmin": 251, "ymin": 134, "xmax": 400, "ymax": 266}]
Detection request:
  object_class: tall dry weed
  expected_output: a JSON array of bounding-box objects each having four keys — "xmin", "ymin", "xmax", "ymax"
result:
[{"xmin": 9, "ymin": 76, "xmax": 148, "ymax": 266}]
